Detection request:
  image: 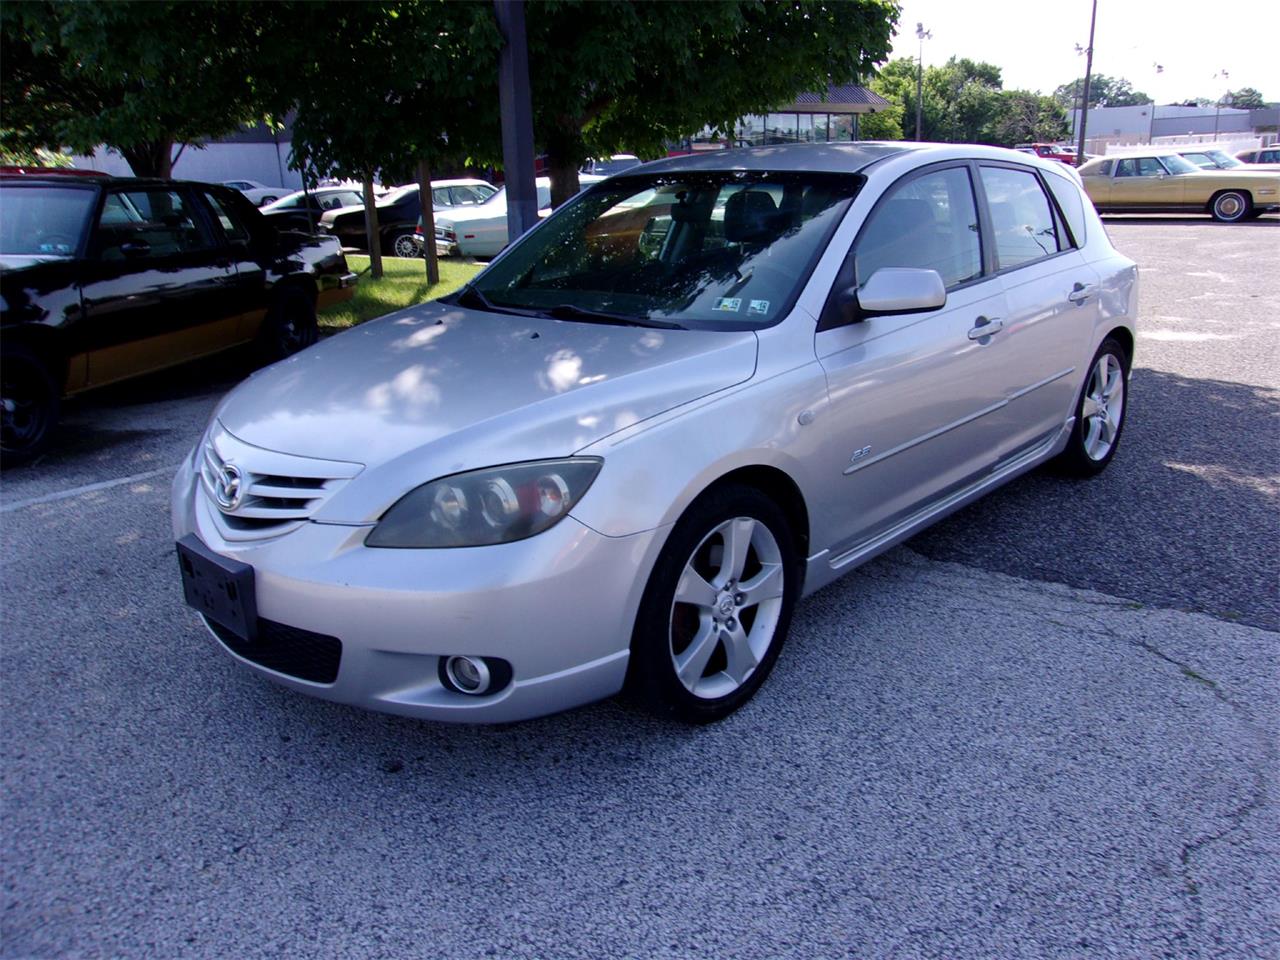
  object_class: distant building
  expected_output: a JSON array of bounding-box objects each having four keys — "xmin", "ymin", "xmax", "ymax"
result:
[
  {"xmin": 1070, "ymin": 103, "xmax": 1279, "ymax": 152},
  {"xmin": 683, "ymin": 84, "xmax": 892, "ymax": 150}
]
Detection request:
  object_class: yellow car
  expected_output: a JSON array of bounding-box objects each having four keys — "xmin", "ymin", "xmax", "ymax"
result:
[{"xmin": 1077, "ymin": 152, "xmax": 1280, "ymax": 222}]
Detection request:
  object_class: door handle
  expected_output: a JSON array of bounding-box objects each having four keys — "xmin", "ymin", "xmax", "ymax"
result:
[
  {"xmin": 967, "ymin": 316, "xmax": 1003, "ymax": 340},
  {"xmin": 1068, "ymin": 281, "xmax": 1095, "ymax": 304}
]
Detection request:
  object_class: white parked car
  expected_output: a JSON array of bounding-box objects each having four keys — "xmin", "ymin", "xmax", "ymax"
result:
[
  {"xmin": 434, "ymin": 175, "xmax": 603, "ymax": 257},
  {"xmin": 174, "ymin": 143, "xmax": 1137, "ymax": 725},
  {"xmin": 222, "ymin": 179, "xmax": 287, "ymax": 207}
]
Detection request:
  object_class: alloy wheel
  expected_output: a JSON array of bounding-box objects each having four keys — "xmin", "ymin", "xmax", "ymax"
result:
[
  {"xmin": 1080, "ymin": 352, "xmax": 1124, "ymax": 461},
  {"xmin": 669, "ymin": 516, "xmax": 785, "ymax": 699}
]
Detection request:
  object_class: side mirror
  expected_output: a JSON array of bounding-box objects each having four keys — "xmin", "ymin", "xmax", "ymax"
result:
[{"xmin": 839, "ymin": 267, "xmax": 946, "ymax": 323}]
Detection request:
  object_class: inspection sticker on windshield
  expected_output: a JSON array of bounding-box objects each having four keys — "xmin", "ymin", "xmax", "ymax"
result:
[
  {"xmin": 713, "ymin": 297, "xmax": 742, "ymax": 312},
  {"xmin": 748, "ymin": 299, "xmax": 770, "ymax": 316}
]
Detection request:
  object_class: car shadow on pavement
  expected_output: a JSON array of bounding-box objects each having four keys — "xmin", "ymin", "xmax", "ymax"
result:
[{"xmin": 908, "ymin": 366, "xmax": 1280, "ymax": 631}]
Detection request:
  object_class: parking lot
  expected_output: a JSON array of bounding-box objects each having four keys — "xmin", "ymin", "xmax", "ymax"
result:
[{"xmin": 2, "ymin": 218, "xmax": 1277, "ymax": 957}]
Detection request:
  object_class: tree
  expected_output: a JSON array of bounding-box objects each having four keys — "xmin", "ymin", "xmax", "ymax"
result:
[
  {"xmin": 870, "ymin": 57, "xmax": 1066, "ymax": 146},
  {"xmin": 1051, "ymin": 74, "xmax": 1149, "ymax": 109},
  {"xmin": 858, "ymin": 105, "xmax": 905, "ymax": 141},
  {"xmin": 270, "ymin": 1, "xmax": 502, "ymax": 280},
  {"xmin": 0, "ymin": 1, "xmax": 273, "ymax": 177},
  {"xmin": 1223, "ymin": 87, "xmax": 1265, "ymax": 110},
  {"xmin": 524, "ymin": 0, "xmax": 899, "ymax": 206}
]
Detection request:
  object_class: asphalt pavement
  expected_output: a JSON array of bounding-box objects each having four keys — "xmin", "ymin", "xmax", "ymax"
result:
[{"xmin": 2, "ymin": 218, "xmax": 1277, "ymax": 958}]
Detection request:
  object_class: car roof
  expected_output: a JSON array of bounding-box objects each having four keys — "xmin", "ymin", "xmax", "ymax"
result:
[
  {"xmin": 431, "ymin": 179, "xmax": 494, "ymax": 188},
  {"xmin": 636, "ymin": 142, "xmax": 920, "ymax": 175}
]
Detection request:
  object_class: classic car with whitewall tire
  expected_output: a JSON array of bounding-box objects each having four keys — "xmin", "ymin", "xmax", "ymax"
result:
[
  {"xmin": 173, "ymin": 143, "xmax": 1137, "ymax": 725},
  {"xmin": 1078, "ymin": 152, "xmax": 1280, "ymax": 221},
  {"xmin": 0, "ymin": 176, "xmax": 356, "ymax": 464}
]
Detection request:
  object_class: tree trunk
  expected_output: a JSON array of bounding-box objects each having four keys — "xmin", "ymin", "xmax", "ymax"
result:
[
  {"xmin": 546, "ymin": 152, "xmax": 580, "ymax": 210},
  {"xmin": 119, "ymin": 139, "xmax": 174, "ymax": 178},
  {"xmin": 416, "ymin": 158, "xmax": 440, "ymax": 285},
  {"xmin": 544, "ymin": 118, "xmax": 582, "ymax": 210},
  {"xmin": 363, "ymin": 177, "xmax": 383, "ymax": 280}
]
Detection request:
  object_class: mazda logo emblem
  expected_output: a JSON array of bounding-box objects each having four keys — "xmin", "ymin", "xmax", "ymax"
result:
[{"xmin": 214, "ymin": 463, "xmax": 244, "ymax": 511}]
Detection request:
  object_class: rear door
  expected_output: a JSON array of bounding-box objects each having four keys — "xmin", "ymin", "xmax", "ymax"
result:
[
  {"xmin": 977, "ymin": 162, "xmax": 1101, "ymax": 461},
  {"xmin": 79, "ymin": 185, "xmax": 241, "ymax": 387},
  {"xmin": 814, "ymin": 163, "xmax": 1010, "ymax": 554}
]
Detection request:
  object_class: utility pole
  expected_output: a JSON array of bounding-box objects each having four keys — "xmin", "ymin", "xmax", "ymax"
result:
[
  {"xmin": 1212, "ymin": 70, "xmax": 1230, "ymax": 141},
  {"xmin": 1074, "ymin": 0, "xmax": 1097, "ymax": 165},
  {"xmin": 494, "ymin": 0, "xmax": 537, "ymax": 241},
  {"xmin": 915, "ymin": 22, "xmax": 932, "ymax": 141}
]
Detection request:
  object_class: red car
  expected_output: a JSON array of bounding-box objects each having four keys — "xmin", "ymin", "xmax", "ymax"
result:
[{"xmin": 1014, "ymin": 143, "xmax": 1079, "ymax": 165}]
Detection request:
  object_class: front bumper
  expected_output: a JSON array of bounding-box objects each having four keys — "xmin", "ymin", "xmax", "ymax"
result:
[{"xmin": 171, "ymin": 452, "xmax": 659, "ymax": 723}]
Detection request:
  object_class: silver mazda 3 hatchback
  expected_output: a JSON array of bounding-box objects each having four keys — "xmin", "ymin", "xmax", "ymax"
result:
[{"xmin": 173, "ymin": 143, "xmax": 1137, "ymax": 724}]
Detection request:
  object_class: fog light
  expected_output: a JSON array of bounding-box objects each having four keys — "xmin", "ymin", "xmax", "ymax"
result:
[{"xmin": 444, "ymin": 655, "xmax": 491, "ymax": 695}]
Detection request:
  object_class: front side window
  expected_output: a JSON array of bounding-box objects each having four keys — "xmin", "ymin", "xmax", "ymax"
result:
[
  {"xmin": 980, "ymin": 166, "xmax": 1062, "ymax": 270},
  {"xmin": 95, "ymin": 189, "xmax": 213, "ymax": 259},
  {"xmin": 854, "ymin": 166, "xmax": 982, "ymax": 289},
  {"xmin": 1115, "ymin": 157, "xmax": 1167, "ymax": 178},
  {"xmin": 468, "ymin": 171, "xmax": 861, "ymax": 330}
]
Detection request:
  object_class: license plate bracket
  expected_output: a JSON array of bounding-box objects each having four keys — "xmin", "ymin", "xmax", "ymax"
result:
[{"xmin": 176, "ymin": 534, "xmax": 257, "ymax": 642}]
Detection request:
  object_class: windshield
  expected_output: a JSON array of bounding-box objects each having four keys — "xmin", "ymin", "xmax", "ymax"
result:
[
  {"xmin": 1160, "ymin": 154, "xmax": 1202, "ymax": 175},
  {"xmin": 469, "ymin": 171, "xmax": 861, "ymax": 330},
  {"xmin": 0, "ymin": 184, "xmax": 96, "ymax": 257}
]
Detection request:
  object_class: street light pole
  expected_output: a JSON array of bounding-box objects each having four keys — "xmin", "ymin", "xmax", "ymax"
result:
[
  {"xmin": 915, "ymin": 22, "xmax": 932, "ymax": 141},
  {"xmin": 1074, "ymin": 0, "xmax": 1097, "ymax": 165},
  {"xmin": 1212, "ymin": 69, "xmax": 1230, "ymax": 141}
]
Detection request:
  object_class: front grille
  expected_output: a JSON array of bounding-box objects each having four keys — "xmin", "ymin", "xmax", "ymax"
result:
[
  {"xmin": 199, "ymin": 425, "xmax": 362, "ymax": 541},
  {"xmin": 208, "ymin": 617, "xmax": 342, "ymax": 685}
]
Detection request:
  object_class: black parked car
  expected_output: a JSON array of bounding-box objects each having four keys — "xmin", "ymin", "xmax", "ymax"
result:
[
  {"xmin": 258, "ymin": 186, "xmax": 366, "ymax": 233},
  {"xmin": 0, "ymin": 175, "xmax": 357, "ymax": 463},
  {"xmin": 318, "ymin": 180, "xmax": 497, "ymax": 257}
]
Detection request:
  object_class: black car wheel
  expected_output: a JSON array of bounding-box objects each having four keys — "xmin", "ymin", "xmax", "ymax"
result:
[
  {"xmin": 627, "ymin": 484, "xmax": 799, "ymax": 724},
  {"xmin": 1053, "ymin": 336, "xmax": 1129, "ymax": 477},
  {"xmin": 1, "ymin": 346, "xmax": 60, "ymax": 467},
  {"xmin": 390, "ymin": 232, "xmax": 420, "ymax": 258},
  {"xmin": 257, "ymin": 287, "xmax": 319, "ymax": 364}
]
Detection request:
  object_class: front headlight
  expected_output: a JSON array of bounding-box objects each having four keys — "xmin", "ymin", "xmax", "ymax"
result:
[{"xmin": 365, "ymin": 458, "xmax": 603, "ymax": 548}]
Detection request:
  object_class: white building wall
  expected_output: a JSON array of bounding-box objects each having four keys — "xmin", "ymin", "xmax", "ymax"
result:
[{"xmin": 73, "ymin": 141, "xmax": 302, "ymax": 190}]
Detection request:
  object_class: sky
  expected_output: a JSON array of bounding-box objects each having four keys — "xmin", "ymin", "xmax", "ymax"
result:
[{"xmin": 888, "ymin": 0, "xmax": 1280, "ymax": 103}]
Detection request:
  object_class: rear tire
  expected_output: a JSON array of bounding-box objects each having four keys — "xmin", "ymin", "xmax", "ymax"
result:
[
  {"xmin": 257, "ymin": 286, "xmax": 318, "ymax": 364},
  {"xmin": 1210, "ymin": 191, "xmax": 1251, "ymax": 223},
  {"xmin": 627, "ymin": 484, "xmax": 799, "ymax": 723},
  {"xmin": 391, "ymin": 233, "xmax": 419, "ymax": 258},
  {"xmin": 1, "ymin": 346, "xmax": 60, "ymax": 467},
  {"xmin": 1054, "ymin": 337, "xmax": 1129, "ymax": 478}
]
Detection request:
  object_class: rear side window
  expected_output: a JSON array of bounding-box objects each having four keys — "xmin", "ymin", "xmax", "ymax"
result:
[
  {"xmin": 979, "ymin": 166, "xmax": 1063, "ymax": 270},
  {"xmin": 854, "ymin": 166, "xmax": 982, "ymax": 289},
  {"xmin": 1043, "ymin": 171, "xmax": 1086, "ymax": 247},
  {"xmin": 202, "ymin": 191, "xmax": 251, "ymax": 244},
  {"xmin": 1097, "ymin": 160, "xmax": 1114, "ymax": 176}
]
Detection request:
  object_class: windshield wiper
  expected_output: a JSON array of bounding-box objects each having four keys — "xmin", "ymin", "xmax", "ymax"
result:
[
  {"xmin": 455, "ymin": 284, "xmax": 538, "ymax": 318},
  {"xmin": 541, "ymin": 303, "xmax": 684, "ymax": 330}
]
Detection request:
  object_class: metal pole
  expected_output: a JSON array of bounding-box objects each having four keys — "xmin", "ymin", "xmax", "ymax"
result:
[
  {"xmin": 494, "ymin": 0, "xmax": 537, "ymax": 241},
  {"xmin": 915, "ymin": 51, "xmax": 924, "ymax": 140},
  {"xmin": 1074, "ymin": 0, "xmax": 1098, "ymax": 165}
]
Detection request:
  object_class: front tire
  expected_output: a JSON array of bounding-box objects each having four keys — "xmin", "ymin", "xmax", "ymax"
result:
[
  {"xmin": 1210, "ymin": 191, "xmax": 1251, "ymax": 223},
  {"xmin": 257, "ymin": 286, "xmax": 318, "ymax": 364},
  {"xmin": 1, "ymin": 346, "xmax": 60, "ymax": 467},
  {"xmin": 1054, "ymin": 337, "xmax": 1129, "ymax": 477},
  {"xmin": 628, "ymin": 484, "xmax": 799, "ymax": 723}
]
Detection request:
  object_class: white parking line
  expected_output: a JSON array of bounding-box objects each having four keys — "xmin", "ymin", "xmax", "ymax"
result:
[{"xmin": 0, "ymin": 465, "xmax": 176, "ymax": 513}]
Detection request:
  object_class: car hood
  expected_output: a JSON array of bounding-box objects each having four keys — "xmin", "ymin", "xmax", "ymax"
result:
[{"xmin": 213, "ymin": 299, "xmax": 758, "ymax": 522}]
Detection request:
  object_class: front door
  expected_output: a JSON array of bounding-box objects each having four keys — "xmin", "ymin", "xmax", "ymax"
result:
[
  {"xmin": 79, "ymin": 186, "xmax": 240, "ymax": 387},
  {"xmin": 1110, "ymin": 156, "xmax": 1185, "ymax": 208},
  {"xmin": 814, "ymin": 163, "xmax": 1009, "ymax": 556}
]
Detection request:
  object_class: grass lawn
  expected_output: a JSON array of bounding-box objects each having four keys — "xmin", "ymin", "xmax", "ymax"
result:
[{"xmin": 318, "ymin": 255, "xmax": 483, "ymax": 334}]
